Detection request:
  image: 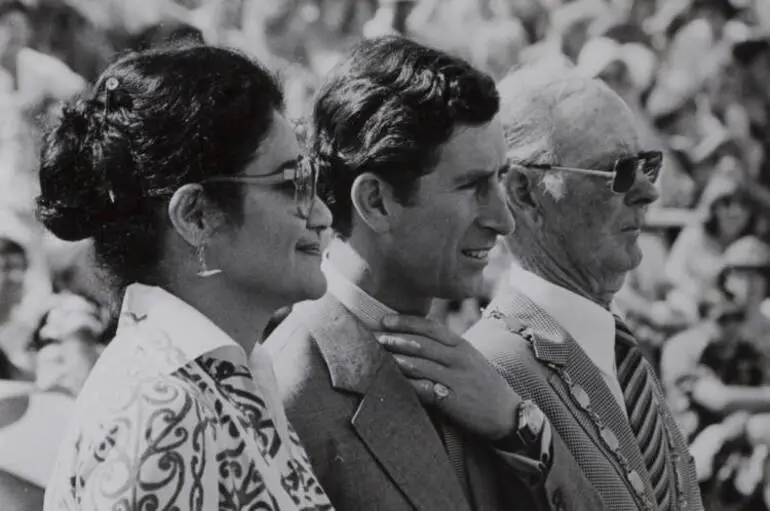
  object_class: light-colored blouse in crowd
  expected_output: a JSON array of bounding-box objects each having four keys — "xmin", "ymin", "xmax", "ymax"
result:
[{"xmin": 44, "ymin": 283, "xmax": 332, "ymax": 510}]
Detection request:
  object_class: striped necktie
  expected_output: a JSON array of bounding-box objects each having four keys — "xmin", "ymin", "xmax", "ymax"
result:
[{"xmin": 615, "ymin": 315, "xmax": 673, "ymax": 510}]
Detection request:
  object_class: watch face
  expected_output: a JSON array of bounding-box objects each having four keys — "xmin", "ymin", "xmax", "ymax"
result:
[{"xmin": 522, "ymin": 401, "xmax": 545, "ymax": 436}]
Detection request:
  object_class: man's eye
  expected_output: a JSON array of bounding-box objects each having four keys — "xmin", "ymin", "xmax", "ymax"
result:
[{"xmin": 459, "ymin": 179, "xmax": 482, "ymax": 190}]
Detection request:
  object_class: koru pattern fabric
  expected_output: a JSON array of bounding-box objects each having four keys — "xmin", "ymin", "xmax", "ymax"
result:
[{"xmin": 45, "ymin": 309, "xmax": 332, "ymax": 510}]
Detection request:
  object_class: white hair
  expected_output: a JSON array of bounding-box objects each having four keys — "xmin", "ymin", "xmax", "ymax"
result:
[{"xmin": 497, "ymin": 61, "xmax": 619, "ymax": 201}]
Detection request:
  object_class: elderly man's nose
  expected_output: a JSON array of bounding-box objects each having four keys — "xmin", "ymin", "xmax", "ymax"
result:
[{"xmin": 626, "ymin": 172, "xmax": 659, "ymax": 206}]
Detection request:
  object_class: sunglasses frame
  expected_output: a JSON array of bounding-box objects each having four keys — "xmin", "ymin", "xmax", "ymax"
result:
[
  {"xmin": 520, "ymin": 150, "xmax": 663, "ymax": 194},
  {"xmin": 203, "ymin": 158, "xmax": 318, "ymax": 219}
]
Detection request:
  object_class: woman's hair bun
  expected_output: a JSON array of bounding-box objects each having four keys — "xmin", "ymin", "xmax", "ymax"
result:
[{"xmin": 36, "ymin": 98, "xmax": 115, "ymax": 242}]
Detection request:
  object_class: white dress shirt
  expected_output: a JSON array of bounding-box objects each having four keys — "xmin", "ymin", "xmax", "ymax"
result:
[
  {"xmin": 507, "ymin": 264, "xmax": 627, "ymax": 410},
  {"xmin": 321, "ymin": 239, "xmax": 398, "ymax": 332}
]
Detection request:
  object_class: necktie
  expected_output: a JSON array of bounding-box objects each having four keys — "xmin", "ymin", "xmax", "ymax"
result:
[{"xmin": 615, "ymin": 315, "xmax": 673, "ymax": 510}]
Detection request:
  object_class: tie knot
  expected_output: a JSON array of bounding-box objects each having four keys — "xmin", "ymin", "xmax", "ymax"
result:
[{"xmin": 613, "ymin": 314, "xmax": 637, "ymax": 349}]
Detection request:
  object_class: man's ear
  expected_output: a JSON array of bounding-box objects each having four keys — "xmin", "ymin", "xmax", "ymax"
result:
[
  {"xmin": 350, "ymin": 172, "xmax": 400, "ymax": 233},
  {"xmin": 167, "ymin": 184, "xmax": 225, "ymax": 247},
  {"xmin": 507, "ymin": 168, "xmax": 544, "ymax": 228}
]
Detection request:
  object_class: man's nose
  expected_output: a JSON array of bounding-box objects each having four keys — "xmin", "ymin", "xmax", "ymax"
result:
[
  {"xmin": 479, "ymin": 182, "xmax": 515, "ymax": 236},
  {"xmin": 626, "ymin": 169, "xmax": 660, "ymax": 207}
]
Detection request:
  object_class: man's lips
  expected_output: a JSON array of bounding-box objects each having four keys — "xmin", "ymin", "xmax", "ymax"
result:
[
  {"xmin": 296, "ymin": 241, "xmax": 322, "ymax": 255},
  {"xmin": 461, "ymin": 247, "xmax": 494, "ymax": 261}
]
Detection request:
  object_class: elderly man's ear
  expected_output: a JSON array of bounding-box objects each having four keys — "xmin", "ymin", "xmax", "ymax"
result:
[{"xmin": 507, "ymin": 171, "xmax": 544, "ymax": 228}]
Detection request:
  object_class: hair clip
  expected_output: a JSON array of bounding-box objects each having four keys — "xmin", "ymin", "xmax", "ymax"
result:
[
  {"xmin": 105, "ymin": 77, "xmax": 119, "ymax": 91},
  {"xmin": 103, "ymin": 77, "xmax": 119, "ymax": 118}
]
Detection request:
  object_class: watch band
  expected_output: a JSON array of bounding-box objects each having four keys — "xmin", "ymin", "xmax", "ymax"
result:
[{"xmin": 493, "ymin": 400, "xmax": 553, "ymax": 474}]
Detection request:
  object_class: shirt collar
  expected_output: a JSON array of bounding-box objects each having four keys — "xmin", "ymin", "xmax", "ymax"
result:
[
  {"xmin": 507, "ymin": 264, "xmax": 617, "ymax": 378},
  {"xmin": 320, "ymin": 239, "xmax": 396, "ymax": 331},
  {"xmin": 116, "ymin": 283, "xmax": 246, "ymax": 374}
]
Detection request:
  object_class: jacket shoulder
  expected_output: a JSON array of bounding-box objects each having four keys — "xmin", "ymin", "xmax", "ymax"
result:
[
  {"xmin": 262, "ymin": 307, "xmax": 356, "ymax": 430},
  {"xmin": 465, "ymin": 316, "xmax": 550, "ymax": 399}
]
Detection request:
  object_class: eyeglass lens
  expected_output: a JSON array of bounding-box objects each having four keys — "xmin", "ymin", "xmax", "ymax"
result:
[{"xmin": 612, "ymin": 153, "xmax": 662, "ymax": 193}]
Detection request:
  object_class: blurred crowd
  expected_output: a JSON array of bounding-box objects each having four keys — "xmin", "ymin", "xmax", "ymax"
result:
[{"xmin": 2, "ymin": 0, "xmax": 770, "ymax": 509}]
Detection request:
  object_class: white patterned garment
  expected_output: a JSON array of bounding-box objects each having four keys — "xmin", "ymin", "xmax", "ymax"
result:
[{"xmin": 44, "ymin": 283, "xmax": 333, "ymax": 511}]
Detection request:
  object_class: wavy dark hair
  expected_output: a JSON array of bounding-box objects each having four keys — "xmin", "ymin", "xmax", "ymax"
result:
[
  {"xmin": 310, "ymin": 36, "xmax": 500, "ymax": 237},
  {"xmin": 36, "ymin": 44, "xmax": 284, "ymax": 288}
]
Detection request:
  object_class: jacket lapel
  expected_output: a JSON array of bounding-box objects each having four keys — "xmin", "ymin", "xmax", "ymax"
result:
[
  {"xmin": 296, "ymin": 294, "xmax": 470, "ymax": 511},
  {"xmin": 486, "ymin": 288, "xmax": 657, "ymax": 506}
]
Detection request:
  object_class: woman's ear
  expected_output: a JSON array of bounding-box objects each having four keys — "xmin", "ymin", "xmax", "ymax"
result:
[
  {"xmin": 167, "ymin": 184, "xmax": 224, "ymax": 247},
  {"xmin": 350, "ymin": 172, "xmax": 399, "ymax": 233}
]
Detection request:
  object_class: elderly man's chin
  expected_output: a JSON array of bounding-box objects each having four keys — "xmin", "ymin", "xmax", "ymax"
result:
[{"xmin": 608, "ymin": 239, "xmax": 644, "ymax": 274}]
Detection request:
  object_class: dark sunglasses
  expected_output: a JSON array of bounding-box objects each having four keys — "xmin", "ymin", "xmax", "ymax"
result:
[
  {"xmin": 203, "ymin": 157, "xmax": 318, "ymax": 219},
  {"xmin": 520, "ymin": 150, "xmax": 663, "ymax": 194}
]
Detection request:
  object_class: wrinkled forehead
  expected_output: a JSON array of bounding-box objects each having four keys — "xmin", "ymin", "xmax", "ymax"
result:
[{"xmin": 553, "ymin": 83, "xmax": 641, "ymax": 168}]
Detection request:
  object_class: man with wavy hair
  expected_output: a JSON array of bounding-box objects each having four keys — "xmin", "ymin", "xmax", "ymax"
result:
[{"xmin": 265, "ymin": 36, "xmax": 598, "ymax": 510}]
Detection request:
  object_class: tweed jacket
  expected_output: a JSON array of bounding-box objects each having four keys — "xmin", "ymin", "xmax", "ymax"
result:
[
  {"xmin": 265, "ymin": 293, "xmax": 597, "ymax": 511},
  {"xmin": 465, "ymin": 285, "xmax": 704, "ymax": 511}
]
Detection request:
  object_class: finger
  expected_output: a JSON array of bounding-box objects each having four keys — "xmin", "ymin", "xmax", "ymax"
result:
[
  {"xmin": 376, "ymin": 333, "xmax": 453, "ymax": 367},
  {"xmin": 392, "ymin": 355, "xmax": 450, "ymax": 382},
  {"xmin": 381, "ymin": 314, "xmax": 460, "ymax": 347},
  {"xmin": 407, "ymin": 378, "xmax": 453, "ymax": 406},
  {"xmin": 375, "ymin": 334, "xmax": 423, "ymax": 355}
]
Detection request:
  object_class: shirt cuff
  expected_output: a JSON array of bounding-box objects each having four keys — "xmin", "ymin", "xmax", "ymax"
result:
[{"xmin": 494, "ymin": 418, "xmax": 554, "ymax": 478}]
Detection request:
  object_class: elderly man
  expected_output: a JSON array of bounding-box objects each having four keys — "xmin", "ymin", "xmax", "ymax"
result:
[
  {"xmin": 265, "ymin": 37, "xmax": 599, "ymax": 511},
  {"xmin": 464, "ymin": 64, "xmax": 704, "ymax": 510}
]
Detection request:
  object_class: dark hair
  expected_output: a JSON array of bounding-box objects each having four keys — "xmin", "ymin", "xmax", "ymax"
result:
[
  {"xmin": 703, "ymin": 191, "xmax": 757, "ymax": 239},
  {"xmin": 0, "ymin": 0, "xmax": 27, "ymax": 20},
  {"xmin": 130, "ymin": 22, "xmax": 205, "ymax": 52},
  {"xmin": 36, "ymin": 44, "xmax": 284, "ymax": 288},
  {"xmin": 0, "ymin": 238, "xmax": 26, "ymax": 267},
  {"xmin": 310, "ymin": 36, "xmax": 499, "ymax": 237}
]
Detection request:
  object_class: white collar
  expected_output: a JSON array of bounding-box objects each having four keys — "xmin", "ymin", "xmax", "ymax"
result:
[
  {"xmin": 115, "ymin": 283, "xmax": 246, "ymax": 374},
  {"xmin": 320, "ymin": 239, "xmax": 396, "ymax": 331},
  {"xmin": 507, "ymin": 264, "xmax": 617, "ymax": 379}
]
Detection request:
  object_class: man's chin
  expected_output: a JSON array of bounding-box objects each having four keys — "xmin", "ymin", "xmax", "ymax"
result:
[{"xmin": 438, "ymin": 276, "xmax": 484, "ymax": 303}]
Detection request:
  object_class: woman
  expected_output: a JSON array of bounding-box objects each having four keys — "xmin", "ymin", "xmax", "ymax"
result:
[
  {"xmin": 665, "ymin": 172, "xmax": 756, "ymax": 319},
  {"xmin": 38, "ymin": 44, "xmax": 333, "ymax": 509}
]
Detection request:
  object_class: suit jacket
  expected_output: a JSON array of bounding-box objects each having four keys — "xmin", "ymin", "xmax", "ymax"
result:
[
  {"xmin": 465, "ymin": 286, "xmax": 704, "ymax": 511},
  {"xmin": 265, "ymin": 293, "xmax": 597, "ymax": 511}
]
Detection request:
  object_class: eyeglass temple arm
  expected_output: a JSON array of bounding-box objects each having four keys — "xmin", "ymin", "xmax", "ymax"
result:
[{"xmin": 549, "ymin": 166, "xmax": 613, "ymax": 177}]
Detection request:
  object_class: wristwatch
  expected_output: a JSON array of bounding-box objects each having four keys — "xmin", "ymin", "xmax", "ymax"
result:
[{"xmin": 494, "ymin": 400, "xmax": 546, "ymax": 453}]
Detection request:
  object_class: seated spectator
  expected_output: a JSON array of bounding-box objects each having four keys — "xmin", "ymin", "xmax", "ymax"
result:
[
  {"xmin": 666, "ymin": 172, "xmax": 756, "ymax": 319},
  {"xmin": 29, "ymin": 292, "xmax": 107, "ymax": 397},
  {"xmin": 0, "ymin": 234, "xmax": 32, "ymax": 381},
  {"xmin": 718, "ymin": 236, "xmax": 770, "ymax": 352},
  {"xmin": 0, "ymin": 0, "xmax": 86, "ymax": 217}
]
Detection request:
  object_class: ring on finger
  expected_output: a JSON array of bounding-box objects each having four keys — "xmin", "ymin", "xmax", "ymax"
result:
[{"xmin": 433, "ymin": 382, "xmax": 450, "ymax": 402}]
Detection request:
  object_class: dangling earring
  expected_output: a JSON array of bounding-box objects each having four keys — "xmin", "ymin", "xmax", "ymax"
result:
[{"xmin": 196, "ymin": 241, "xmax": 222, "ymax": 278}]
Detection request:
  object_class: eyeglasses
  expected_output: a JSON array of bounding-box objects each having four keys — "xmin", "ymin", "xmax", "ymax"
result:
[
  {"xmin": 518, "ymin": 150, "xmax": 663, "ymax": 194},
  {"xmin": 203, "ymin": 157, "xmax": 318, "ymax": 219}
]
